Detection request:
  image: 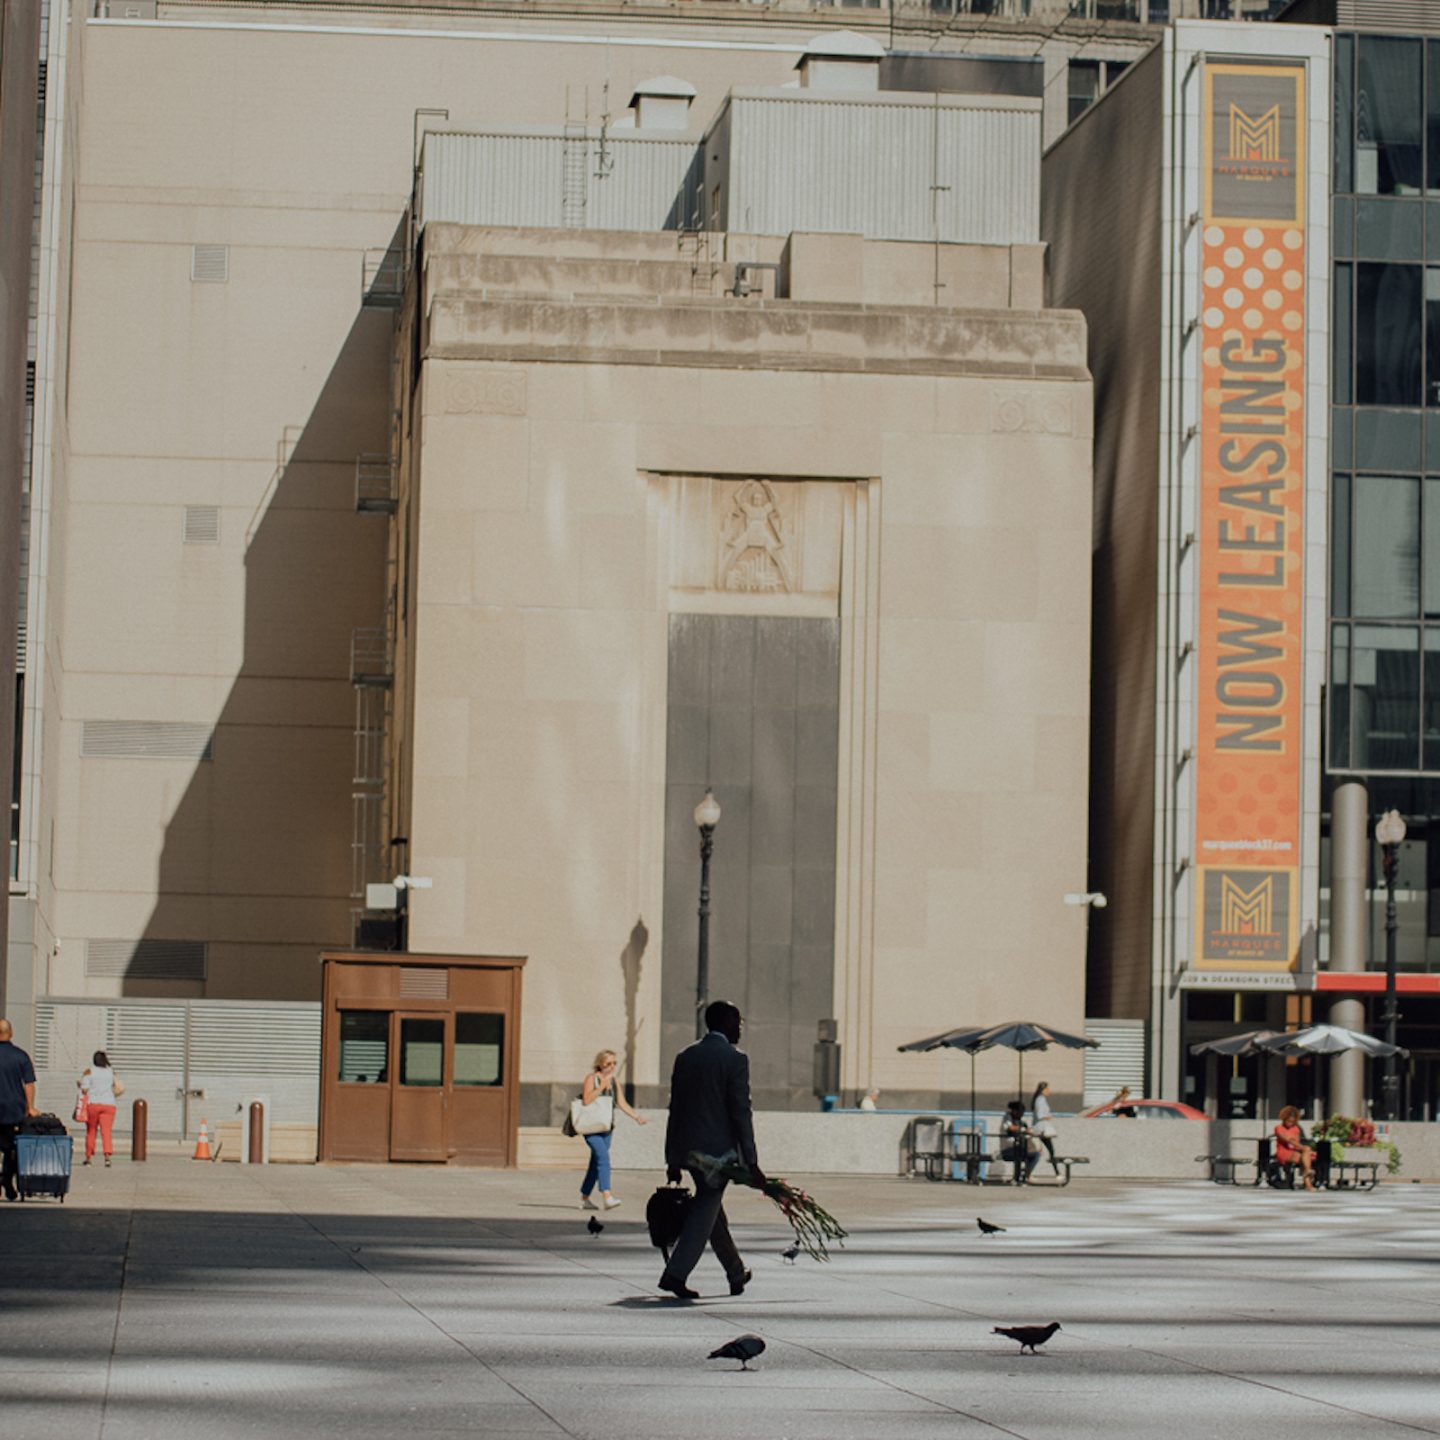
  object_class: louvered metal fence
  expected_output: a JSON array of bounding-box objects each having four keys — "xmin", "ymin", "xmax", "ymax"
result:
[
  {"xmin": 1082, "ymin": 1017, "xmax": 1147, "ymax": 1105},
  {"xmin": 33, "ymin": 997, "xmax": 320, "ymax": 1140}
]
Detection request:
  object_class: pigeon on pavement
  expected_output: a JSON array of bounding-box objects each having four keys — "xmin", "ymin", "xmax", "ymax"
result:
[
  {"xmin": 992, "ymin": 1322, "xmax": 1060, "ymax": 1354},
  {"xmin": 708, "ymin": 1335, "xmax": 766, "ymax": 1370},
  {"xmin": 781, "ymin": 1244, "xmax": 800, "ymax": 1263},
  {"xmin": 587, "ymin": 1215, "xmax": 604, "ymax": 1237},
  {"xmin": 976, "ymin": 1218, "xmax": 1006, "ymax": 1236}
]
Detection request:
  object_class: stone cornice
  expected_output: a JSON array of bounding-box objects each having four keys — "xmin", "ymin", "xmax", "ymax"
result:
[{"xmin": 426, "ymin": 293, "xmax": 1089, "ymax": 379}]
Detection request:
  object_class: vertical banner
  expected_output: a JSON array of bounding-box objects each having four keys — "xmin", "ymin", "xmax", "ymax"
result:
[{"xmin": 1194, "ymin": 60, "xmax": 1306, "ymax": 971}]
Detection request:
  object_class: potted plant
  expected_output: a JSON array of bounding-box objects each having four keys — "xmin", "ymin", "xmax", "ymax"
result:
[{"xmin": 1317, "ymin": 1114, "xmax": 1402, "ymax": 1176}]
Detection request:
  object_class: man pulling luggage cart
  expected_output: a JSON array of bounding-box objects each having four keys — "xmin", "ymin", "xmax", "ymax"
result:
[{"xmin": 0, "ymin": 1017, "xmax": 39, "ymax": 1202}]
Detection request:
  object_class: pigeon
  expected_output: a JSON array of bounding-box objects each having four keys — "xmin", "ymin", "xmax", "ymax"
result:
[
  {"xmin": 992, "ymin": 1322, "xmax": 1061, "ymax": 1354},
  {"xmin": 976, "ymin": 1217, "xmax": 1006, "ymax": 1236},
  {"xmin": 707, "ymin": 1334, "xmax": 766, "ymax": 1370},
  {"xmin": 587, "ymin": 1215, "xmax": 604, "ymax": 1237},
  {"xmin": 781, "ymin": 1244, "xmax": 800, "ymax": 1264}
]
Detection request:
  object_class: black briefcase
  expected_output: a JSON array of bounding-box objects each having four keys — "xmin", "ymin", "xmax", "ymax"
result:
[{"xmin": 645, "ymin": 1184, "xmax": 692, "ymax": 1261}]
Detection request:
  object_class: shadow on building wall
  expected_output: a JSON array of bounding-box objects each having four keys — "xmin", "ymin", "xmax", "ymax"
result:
[
  {"xmin": 620, "ymin": 917, "xmax": 649, "ymax": 1105},
  {"xmin": 125, "ymin": 304, "xmax": 393, "ymax": 999}
]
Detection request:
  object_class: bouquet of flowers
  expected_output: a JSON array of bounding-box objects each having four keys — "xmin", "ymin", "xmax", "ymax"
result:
[{"xmin": 689, "ymin": 1152, "xmax": 848, "ymax": 1261}]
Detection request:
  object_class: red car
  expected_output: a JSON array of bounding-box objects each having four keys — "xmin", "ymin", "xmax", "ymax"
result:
[{"xmin": 1081, "ymin": 1098, "xmax": 1207, "ymax": 1120}]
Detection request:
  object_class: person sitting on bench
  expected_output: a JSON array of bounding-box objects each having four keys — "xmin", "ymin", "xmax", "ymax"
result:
[
  {"xmin": 1001, "ymin": 1100, "xmax": 1041, "ymax": 1183},
  {"xmin": 1274, "ymin": 1105, "xmax": 1317, "ymax": 1191}
]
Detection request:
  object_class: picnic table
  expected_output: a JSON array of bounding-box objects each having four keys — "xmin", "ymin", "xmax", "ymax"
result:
[{"xmin": 1197, "ymin": 1137, "xmax": 1383, "ymax": 1190}]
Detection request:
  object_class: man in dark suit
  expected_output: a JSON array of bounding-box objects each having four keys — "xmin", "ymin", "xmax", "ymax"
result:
[
  {"xmin": 0, "ymin": 1018, "xmax": 38, "ymax": 1202},
  {"xmin": 659, "ymin": 999, "xmax": 766, "ymax": 1300}
]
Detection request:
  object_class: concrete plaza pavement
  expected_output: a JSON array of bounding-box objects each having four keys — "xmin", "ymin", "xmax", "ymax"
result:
[{"xmin": 2, "ymin": 1157, "xmax": 1438, "ymax": 1439}]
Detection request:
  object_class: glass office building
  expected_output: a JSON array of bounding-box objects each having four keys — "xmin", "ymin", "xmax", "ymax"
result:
[
  {"xmin": 1322, "ymin": 26, "xmax": 1440, "ymax": 1114},
  {"xmin": 1046, "ymin": 9, "xmax": 1440, "ymax": 1120}
]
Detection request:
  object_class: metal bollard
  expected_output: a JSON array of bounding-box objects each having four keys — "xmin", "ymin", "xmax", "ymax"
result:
[
  {"xmin": 131, "ymin": 1098, "xmax": 148, "ymax": 1162},
  {"xmin": 247, "ymin": 1100, "xmax": 265, "ymax": 1164}
]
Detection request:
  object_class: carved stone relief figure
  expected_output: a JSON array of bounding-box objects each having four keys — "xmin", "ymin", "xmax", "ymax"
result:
[{"xmin": 718, "ymin": 479, "xmax": 795, "ymax": 593}]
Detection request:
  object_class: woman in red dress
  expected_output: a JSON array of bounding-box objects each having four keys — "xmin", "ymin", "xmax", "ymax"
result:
[{"xmin": 1274, "ymin": 1105, "xmax": 1317, "ymax": 1191}]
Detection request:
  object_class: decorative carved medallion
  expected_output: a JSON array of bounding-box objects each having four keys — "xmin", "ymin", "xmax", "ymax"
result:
[
  {"xmin": 718, "ymin": 479, "xmax": 795, "ymax": 593},
  {"xmin": 992, "ymin": 390, "xmax": 1071, "ymax": 435}
]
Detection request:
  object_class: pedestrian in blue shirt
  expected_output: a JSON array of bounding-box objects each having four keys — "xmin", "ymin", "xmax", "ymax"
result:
[{"xmin": 0, "ymin": 1018, "xmax": 39, "ymax": 1202}]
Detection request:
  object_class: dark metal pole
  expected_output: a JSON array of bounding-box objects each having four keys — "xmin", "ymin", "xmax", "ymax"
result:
[
  {"xmin": 696, "ymin": 821, "xmax": 714, "ymax": 1039},
  {"xmin": 1382, "ymin": 840, "xmax": 1400, "ymax": 1121},
  {"xmin": 130, "ymin": 1099, "xmax": 148, "ymax": 1163}
]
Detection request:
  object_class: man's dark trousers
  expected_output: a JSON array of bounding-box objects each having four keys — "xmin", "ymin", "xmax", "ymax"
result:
[
  {"xmin": 667, "ymin": 1171, "xmax": 746, "ymax": 1287},
  {"xmin": 0, "ymin": 1123, "xmax": 18, "ymax": 1200}
]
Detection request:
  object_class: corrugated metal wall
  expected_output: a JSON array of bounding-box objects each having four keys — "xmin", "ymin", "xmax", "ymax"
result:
[
  {"xmin": 33, "ymin": 997, "xmax": 320, "ymax": 1136},
  {"xmin": 721, "ymin": 93, "xmax": 1039, "ymax": 244},
  {"xmin": 1338, "ymin": 0, "xmax": 1438, "ymax": 32},
  {"xmin": 1082, "ymin": 1018, "xmax": 1148, "ymax": 1105},
  {"xmin": 421, "ymin": 130, "xmax": 700, "ymax": 233}
]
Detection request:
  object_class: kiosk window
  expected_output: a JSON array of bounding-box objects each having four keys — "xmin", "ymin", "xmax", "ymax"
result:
[
  {"xmin": 399, "ymin": 1017, "xmax": 445, "ymax": 1086},
  {"xmin": 455, "ymin": 1013, "xmax": 504, "ymax": 1086},
  {"xmin": 339, "ymin": 1011, "xmax": 389, "ymax": 1084}
]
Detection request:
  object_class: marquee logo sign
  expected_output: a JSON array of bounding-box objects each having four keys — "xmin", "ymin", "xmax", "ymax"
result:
[
  {"xmin": 1229, "ymin": 104, "xmax": 1281, "ymax": 163},
  {"xmin": 1202, "ymin": 871, "xmax": 1290, "ymax": 965},
  {"xmin": 1194, "ymin": 60, "xmax": 1306, "ymax": 972}
]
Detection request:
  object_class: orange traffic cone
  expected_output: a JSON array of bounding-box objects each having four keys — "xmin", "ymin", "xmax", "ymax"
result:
[{"xmin": 192, "ymin": 1120, "xmax": 212, "ymax": 1161}]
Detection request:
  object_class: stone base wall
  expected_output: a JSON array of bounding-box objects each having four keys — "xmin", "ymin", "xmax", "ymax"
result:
[{"xmin": 538, "ymin": 1110, "xmax": 1440, "ymax": 1181}]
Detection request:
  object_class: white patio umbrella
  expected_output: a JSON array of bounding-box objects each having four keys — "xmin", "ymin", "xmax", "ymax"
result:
[
  {"xmin": 1253, "ymin": 1025, "xmax": 1408, "ymax": 1120},
  {"xmin": 1254, "ymin": 1024, "xmax": 1407, "ymax": 1058}
]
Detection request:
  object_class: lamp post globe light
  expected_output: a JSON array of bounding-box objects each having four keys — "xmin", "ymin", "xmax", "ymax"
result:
[
  {"xmin": 694, "ymin": 788, "xmax": 721, "ymax": 1039},
  {"xmin": 1376, "ymin": 809, "xmax": 1406, "ymax": 1121}
]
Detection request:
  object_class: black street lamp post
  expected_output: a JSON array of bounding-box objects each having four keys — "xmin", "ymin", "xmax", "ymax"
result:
[
  {"xmin": 694, "ymin": 789, "xmax": 721, "ymax": 1039},
  {"xmin": 1376, "ymin": 809, "xmax": 1406, "ymax": 1121}
]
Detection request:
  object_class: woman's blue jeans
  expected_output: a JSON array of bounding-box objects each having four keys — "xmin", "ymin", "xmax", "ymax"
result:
[{"xmin": 581, "ymin": 1132, "xmax": 612, "ymax": 1195}]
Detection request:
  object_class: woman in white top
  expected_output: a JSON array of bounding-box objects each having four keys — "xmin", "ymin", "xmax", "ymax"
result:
[
  {"xmin": 79, "ymin": 1050, "xmax": 123, "ymax": 1167},
  {"xmin": 1030, "ymin": 1081, "xmax": 1060, "ymax": 1176},
  {"xmin": 577, "ymin": 1050, "xmax": 646, "ymax": 1211}
]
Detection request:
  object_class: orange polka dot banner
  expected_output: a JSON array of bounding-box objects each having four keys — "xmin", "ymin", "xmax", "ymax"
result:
[{"xmin": 1194, "ymin": 60, "xmax": 1306, "ymax": 972}]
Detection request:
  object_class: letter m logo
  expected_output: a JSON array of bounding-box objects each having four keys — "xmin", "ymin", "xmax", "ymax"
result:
[
  {"xmin": 1229, "ymin": 104, "xmax": 1281, "ymax": 162},
  {"xmin": 1220, "ymin": 875, "xmax": 1274, "ymax": 935}
]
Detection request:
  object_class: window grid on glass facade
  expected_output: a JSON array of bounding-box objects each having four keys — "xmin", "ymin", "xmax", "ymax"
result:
[
  {"xmin": 1328, "ymin": 472, "xmax": 1440, "ymax": 772},
  {"xmin": 1328, "ymin": 36, "xmax": 1440, "ymax": 776}
]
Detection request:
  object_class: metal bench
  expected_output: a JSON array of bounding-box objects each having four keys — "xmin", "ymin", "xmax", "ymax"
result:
[
  {"xmin": 1027, "ymin": 1156, "xmax": 1089, "ymax": 1187},
  {"xmin": 1196, "ymin": 1153, "xmax": 1256, "ymax": 1185},
  {"xmin": 955, "ymin": 1150, "xmax": 1000, "ymax": 1183},
  {"xmin": 948, "ymin": 1127, "xmax": 997, "ymax": 1184},
  {"xmin": 1327, "ymin": 1157, "xmax": 1381, "ymax": 1190}
]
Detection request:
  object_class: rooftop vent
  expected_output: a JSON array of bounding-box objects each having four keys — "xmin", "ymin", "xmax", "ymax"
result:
[
  {"xmin": 795, "ymin": 31, "xmax": 885, "ymax": 93},
  {"xmin": 629, "ymin": 75, "xmax": 697, "ymax": 131}
]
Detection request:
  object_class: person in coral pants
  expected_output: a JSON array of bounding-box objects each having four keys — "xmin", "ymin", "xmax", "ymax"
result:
[{"xmin": 79, "ymin": 1050, "xmax": 123, "ymax": 1167}]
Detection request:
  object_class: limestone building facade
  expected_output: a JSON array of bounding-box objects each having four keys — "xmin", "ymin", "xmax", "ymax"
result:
[
  {"xmin": 388, "ymin": 218, "xmax": 1094, "ymax": 1118},
  {"xmin": 10, "ymin": 0, "xmax": 1094, "ymax": 1140}
]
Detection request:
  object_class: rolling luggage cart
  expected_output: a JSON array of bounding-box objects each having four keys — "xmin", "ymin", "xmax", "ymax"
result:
[{"xmin": 16, "ymin": 1130, "xmax": 73, "ymax": 1202}]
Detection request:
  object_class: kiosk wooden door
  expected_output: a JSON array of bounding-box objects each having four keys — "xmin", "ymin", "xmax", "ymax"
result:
[{"xmin": 390, "ymin": 1013, "xmax": 449, "ymax": 1161}]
